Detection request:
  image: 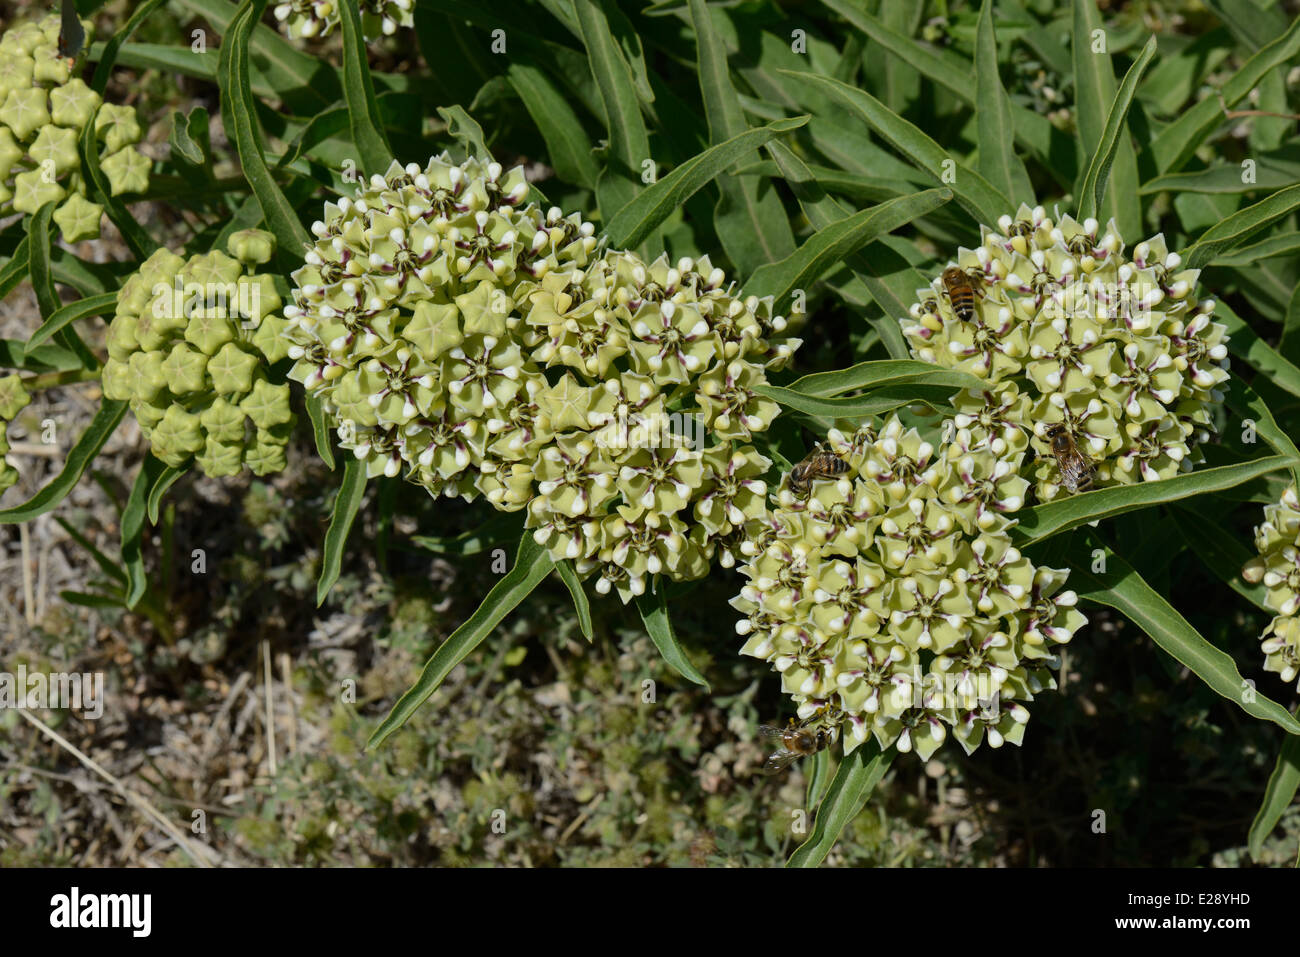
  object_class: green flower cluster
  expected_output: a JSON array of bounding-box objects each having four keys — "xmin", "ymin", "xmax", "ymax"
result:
[
  {"xmin": 101, "ymin": 230, "xmax": 295, "ymax": 477},
  {"xmin": 273, "ymin": 0, "xmax": 413, "ymax": 39},
  {"xmin": 0, "ymin": 373, "xmax": 29, "ymax": 495},
  {"xmin": 0, "ymin": 14, "xmax": 150, "ymax": 243},
  {"xmin": 1241, "ymin": 484, "xmax": 1300, "ymax": 690},
  {"xmin": 731, "ymin": 415, "xmax": 1087, "ymax": 760},
  {"xmin": 900, "ymin": 204, "xmax": 1229, "ymax": 499},
  {"xmin": 284, "ymin": 155, "xmax": 800, "ymax": 601}
]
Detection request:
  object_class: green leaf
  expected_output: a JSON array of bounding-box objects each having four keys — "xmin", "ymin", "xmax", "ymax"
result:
[
  {"xmin": 507, "ymin": 63, "xmax": 599, "ymax": 190},
  {"xmin": 367, "ymin": 533, "xmax": 556, "ymax": 749},
  {"xmin": 437, "ymin": 105, "xmax": 490, "ymax": 160},
  {"xmin": 26, "ymin": 203, "xmax": 96, "ymax": 370},
  {"xmin": 783, "ymin": 71, "xmax": 1011, "ymax": 228},
  {"xmin": 409, "ymin": 510, "xmax": 524, "ymax": 556},
  {"xmin": 0, "ymin": 236, "xmax": 30, "ymax": 300},
  {"xmin": 635, "ymin": 586, "xmax": 710, "ymax": 689},
  {"xmin": 1077, "ymin": 35, "xmax": 1157, "ymax": 225},
  {"xmin": 0, "ymin": 400, "xmax": 128, "ymax": 524},
  {"xmin": 338, "ymin": 0, "xmax": 394, "ymax": 173},
  {"xmin": 784, "ymin": 359, "xmax": 984, "ymax": 398},
  {"xmin": 819, "ymin": 0, "xmax": 1076, "ymax": 188},
  {"xmin": 1071, "ymin": 0, "xmax": 1143, "ymax": 239},
  {"xmin": 78, "ymin": 104, "xmax": 158, "ymax": 260},
  {"xmin": 147, "ymin": 465, "xmax": 185, "ymax": 526},
  {"xmin": 90, "ymin": 0, "xmax": 168, "ymax": 94},
  {"xmin": 1210, "ymin": 231, "xmax": 1300, "ymax": 268},
  {"xmin": 1225, "ymin": 380, "xmax": 1300, "ymax": 492},
  {"xmin": 1249, "ymin": 735, "xmax": 1300, "ymax": 862},
  {"xmin": 1215, "ymin": 299, "xmax": 1300, "ymax": 401},
  {"xmin": 758, "ymin": 378, "xmax": 976, "ymax": 420},
  {"xmin": 0, "ymin": 338, "xmax": 84, "ymax": 374},
  {"xmin": 174, "ymin": 0, "xmax": 340, "ymax": 111},
  {"xmin": 26, "ymin": 292, "xmax": 117, "ymax": 351},
  {"xmin": 54, "ymin": 516, "xmax": 128, "ymax": 589},
  {"xmin": 306, "ymin": 394, "xmax": 335, "ymax": 470},
  {"xmin": 556, "ymin": 560, "xmax": 594, "ymax": 642},
  {"xmin": 603, "ymin": 116, "xmax": 809, "ymax": 250},
  {"xmin": 787, "ymin": 740, "xmax": 893, "ymax": 867},
  {"xmin": 689, "ymin": 0, "xmax": 796, "ymax": 274},
  {"xmin": 1146, "ymin": 15, "xmax": 1300, "ymax": 175},
  {"xmin": 1140, "ymin": 165, "xmax": 1296, "ymax": 196},
  {"xmin": 1183, "ymin": 184, "xmax": 1300, "ymax": 270},
  {"xmin": 1076, "ymin": 535, "xmax": 1300, "ymax": 737},
  {"xmin": 170, "ymin": 107, "xmax": 214, "ymax": 191},
  {"xmin": 745, "ymin": 188, "xmax": 953, "ymax": 312},
  {"xmin": 1012, "ymin": 456, "xmax": 1295, "ymax": 545},
  {"xmin": 121, "ymin": 455, "xmax": 169, "ymax": 609},
  {"xmin": 575, "ymin": 0, "xmax": 654, "ymax": 248},
  {"xmin": 974, "ymin": 0, "xmax": 1034, "ymax": 205},
  {"xmin": 316, "ymin": 457, "xmax": 368, "ymax": 606},
  {"xmin": 763, "ymin": 140, "xmax": 915, "ymax": 359},
  {"xmin": 218, "ymin": 0, "xmax": 310, "ymax": 257}
]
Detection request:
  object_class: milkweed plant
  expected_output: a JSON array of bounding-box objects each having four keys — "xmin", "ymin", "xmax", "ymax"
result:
[{"xmin": 1, "ymin": 0, "xmax": 1299, "ymax": 867}]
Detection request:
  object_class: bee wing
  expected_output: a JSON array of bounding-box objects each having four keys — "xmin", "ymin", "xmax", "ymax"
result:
[
  {"xmin": 762, "ymin": 750, "xmax": 800, "ymax": 775},
  {"xmin": 757, "ymin": 725, "xmax": 786, "ymax": 740}
]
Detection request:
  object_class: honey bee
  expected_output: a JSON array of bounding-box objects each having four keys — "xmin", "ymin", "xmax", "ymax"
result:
[
  {"xmin": 1042, "ymin": 422, "xmax": 1095, "ymax": 493},
  {"xmin": 941, "ymin": 266, "xmax": 984, "ymax": 322},
  {"xmin": 759, "ymin": 709, "xmax": 842, "ymax": 774},
  {"xmin": 788, "ymin": 443, "xmax": 850, "ymax": 497}
]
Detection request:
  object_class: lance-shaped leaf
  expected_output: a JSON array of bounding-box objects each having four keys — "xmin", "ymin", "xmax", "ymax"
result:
[
  {"xmin": 218, "ymin": 0, "xmax": 310, "ymax": 256},
  {"xmin": 1077, "ymin": 35, "xmax": 1157, "ymax": 225},
  {"xmin": 636, "ymin": 586, "xmax": 709, "ymax": 689},
  {"xmin": 1146, "ymin": 15, "xmax": 1300, "ymax": 175},
  {"xmin": 783, "ymin": 359, "xmax": 970, "ymax": 398},
  {"xmin": 556, "ymin": 560, "xmax": 594, "ymax": 642},
  {"xmin": 1011, "ymin": 456, "xmax": 1296, "ymax": 545},
  {"xmin": 787, "ymin": 741, "xmax": 893, "ymax": 868},
  {"xmin": 0, "ymin": 400, "xmax": 128, "ymax": 524},
  {"xmin": 604, "ymin": 116, "xmax": 809, "ymax": 250},
  {"xmin": 745, "ymin": 188, "xmax": 953, "ymax": 313},
  {"xmin": 1183, "ymin": 184, "xmax": 1300, "ymax": 270},
  {"xmin": 1076, "ymin": 535, "xmax": 1300, "ymax": 737},
  {"xmin": 338, "ymin": 0, "xmax": 393, "ymax": 174},
  {"xmin": 975, "ymin": 0, "xmax": 1033, "ymax": 204},
  {"xmin": 783, "ymin": 71, "xmax": 1010, "ymax": 228},
  {"xmin": 316, "ymin": 457, "xmax": 367, "ymax": 606},
  {"xmin": 1249, "ymin": 735, "xmax": 1300, "ymax": 862},
  {"xmin": 367, "ymin": 533, "xmax": 556, "ymax": 749}
]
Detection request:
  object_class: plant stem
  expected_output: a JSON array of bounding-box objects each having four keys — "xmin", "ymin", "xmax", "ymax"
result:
[{"xmin": 23, "ymin": 367, "xmax": 102, "ymax": 391}]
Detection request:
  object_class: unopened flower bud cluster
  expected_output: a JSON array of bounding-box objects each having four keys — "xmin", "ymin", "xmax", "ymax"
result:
[
  {"xmin": 274, "ymin": 0, "xmax": 413, "ymax": 40},
  {"xmin": 284, "ymin": 155, "xmax": 800, "ymax": 601},
  {"xmin": 900, "ymin": 204, "xmax": 1229, "ymax": 499},
  {"xmin": 0, "ymin": 373, "xmax": 29, "ymax": 495},
  {"xmin": 1241, "ymin": 484, "xmax": 1300, "ymax": 690},
  {"xmin": 0, "ymin": 14, "xmax": 150, "ymax": 242},
  {"xmin": 731, "ymin": 415, "xmax": 1087, "ymax": 760},
  {"xmin": 101, "ymin": 230, "xmax": 295, "ymax": 477}
]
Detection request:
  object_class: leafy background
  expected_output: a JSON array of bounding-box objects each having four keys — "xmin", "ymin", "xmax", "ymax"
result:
[{"xmin": 1, "ymin": 0, "xmax": 1299, "ymax": 865}]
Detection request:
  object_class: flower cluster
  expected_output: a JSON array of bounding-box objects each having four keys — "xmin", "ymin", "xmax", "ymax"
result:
[
  {"xmin": 0, "ymin": 373, "xmax": 29, "ymax": 495},
  {"xmin": 731, "ymin": 415, "xmax": 1087, "ymax": 760},
  {"xmin": 1241, "ymin": 485, "xmax": 1300, "ymax": 690},
  {"xmin": 900, "ymin": 205, "xmax": 1229, "ymax": 500},
  {"xmin": 273, "ymin": 0, "xmax": 414, "ymax": 39},
  {"xmin": 101, "ymin": 230, "xmax": 295, "ymax": 477},
  {"xmin": 0, "ymin": 14, "xmax": 150, "ymax": 243},
  {"xmin": 284, "ymin": 155, "xmax": 800, "ymax": 600}
]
